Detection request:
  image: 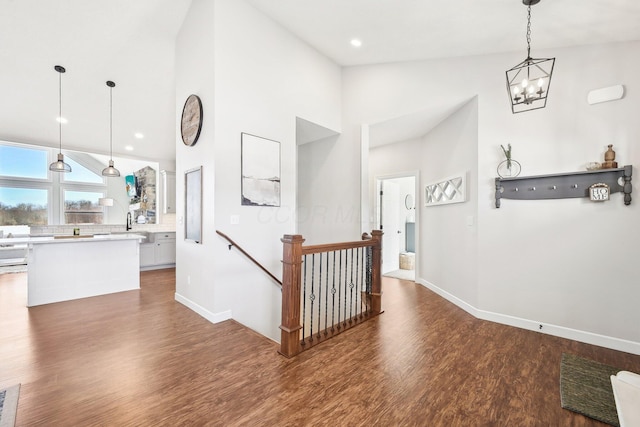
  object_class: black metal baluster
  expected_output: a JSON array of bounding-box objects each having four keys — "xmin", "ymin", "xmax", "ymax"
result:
[
  {"xmin": 360, "ymin": 246, "xmax": 365, "ymax": 315},
  {"xmin": 324, "ymin": 251, "xmax": 329, "ymax": 337},
  {"xmin": 365, "ymin": 246, "xmax": 372, "ymax": 312},
  {"xmin": 317, "ymin": 253, "xmax": 322, "ymax": 340},
  {"xmin": 349, "ymin": 248, "xmax": 355, "ymax": 323},
  {"xmin": 355, "ymin": 247, "xmax": 361, "ymax": 319},
  {"xmin": 331, "ymin": 250, "xmax": 336, "ymax": 333},
  {"xmin": 301, "ymin": 255, "xmax": 307, "ymax": 346},
  {"xmin": 343, "ymin": 248, "xmax": 348, "ymax": 328},
  {"xmin": 337, "ymin": 249, "xmax": 342, "ymax": 331},
  {"xmin": 309, "ymin": 253, "xmax": 315, "ymax": 344}
]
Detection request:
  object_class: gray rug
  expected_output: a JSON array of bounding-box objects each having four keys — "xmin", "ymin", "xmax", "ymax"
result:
[
  {"xmin": 0, "ymin": 384, "xmax": 20, "ymax": 427},
  {"xmin": 560, "ymin": 353, "xmax": 620, "ymax": 426}
]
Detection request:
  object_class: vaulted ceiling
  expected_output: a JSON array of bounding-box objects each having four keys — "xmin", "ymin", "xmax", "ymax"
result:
[
  {"xmin": 0, "ymin": 0, "xmax": 191, "ymax": 162},
  {"xmin": 248, "ymin": 0, "xmax": 640, "ymax": 66},
  {"xmin": 1, "ymin": 0, "xmax": 639, "ymax": 160}
]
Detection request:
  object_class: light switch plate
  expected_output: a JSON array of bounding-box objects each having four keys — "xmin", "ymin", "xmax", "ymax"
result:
[{"xmin": 230, "ymin": 214, "xmax": 240, "ymax": 225}]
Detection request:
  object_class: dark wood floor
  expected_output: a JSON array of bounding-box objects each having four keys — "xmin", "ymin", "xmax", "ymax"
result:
[{"xmin": 1, "ymin": 269, "xmax": 639, "ymax": 426}]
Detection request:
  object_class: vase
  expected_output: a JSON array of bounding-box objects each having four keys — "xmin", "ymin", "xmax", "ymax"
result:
[
  {"xmin": 605, "ymin": 145, "xmax": 615, "ymax": 162},
  {"xmin": 497, "ymin": 159, "xmax": 521, "ymax": 178},
  {"xmin": 602, "ymin": 145, "xmax": 618, "ymax": 169}
]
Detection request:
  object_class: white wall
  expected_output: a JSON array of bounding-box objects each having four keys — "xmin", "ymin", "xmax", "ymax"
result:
[
  {"xmin": 175, "ymin": 2, "xmax": 640, "ymax": 354},
  {"xmin": 420, "ymin": 98, "xmax": 478, "ymax": 307},
  {"xmin": 369, "ymin": 98, "xmax": 479, "ymax": 307},
  {"xmin": 175, "ymin": 0, "xmax": 341, "ymax": 341},
  {"xmin": 477, "ymin": 43, "xmax": 640, "ymax": 353},
  {"xmin": 297, "ymin": 134, "xmax": 344, "ymax": 244},
  {"xmin": 347, "ymin": 41, "xmax": 640, "ymax": 354},
  {"xmin": 175, "ymin": 0, "xmax": 217, "ymax": 319},
  {"xmin": 369, "ymin": 137, "xmax": 423, "ymax": 223}
]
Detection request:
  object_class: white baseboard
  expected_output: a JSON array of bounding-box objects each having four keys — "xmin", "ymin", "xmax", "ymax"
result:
[
  {"xmin": 140, "ymin": 263, "xmax": 176, "ymax": 272},
  {"xmin": 174, "ymin": 292, "xmax": 232, "ymax": 324},
  {"xmin": 416, "ymin": 278, "xmax": 640, "ymax": 356}
]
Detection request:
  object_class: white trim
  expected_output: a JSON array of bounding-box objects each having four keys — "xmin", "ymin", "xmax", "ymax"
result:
[
  {"xmin": 416, "ymin": 278, "xmax": 640, "ymax": 356},
  {"xmin": 174, "ymin": 292, "xmax": 232, "ymax": 324},
  {"xmin": 360, "ymin": 124, "xmax": 370, "ymax": 234},
  {"xmin": 140, "ymin": 263, "xmax": 176, "ymax": 272},
  {"xmin": 375, "ymin": 170, "xmax": 420, "ymax": 278},
  {"xmin": 417, "ymin": 278, "xmax": 477, "ymax": 316}
]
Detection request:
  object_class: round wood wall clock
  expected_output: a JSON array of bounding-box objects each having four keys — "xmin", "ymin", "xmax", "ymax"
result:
[{"xmin": 181, "ymin": 94, "xmax": 203, "ymax": 146}]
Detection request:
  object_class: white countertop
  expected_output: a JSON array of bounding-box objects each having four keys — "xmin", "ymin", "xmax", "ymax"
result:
[{"xmin": 0, "ymin": 233, "xmax": 147, "ymax": 246}]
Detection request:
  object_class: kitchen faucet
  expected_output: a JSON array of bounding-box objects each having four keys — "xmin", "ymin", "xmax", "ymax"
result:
[{"xmin": 126, "ymin": 212, "xmax": 132, "ymax": 231}]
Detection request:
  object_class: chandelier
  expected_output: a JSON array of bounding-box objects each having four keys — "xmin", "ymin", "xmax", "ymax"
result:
[{"xmin": 506, "ymin": 0, "xmax": 555, "ymax": 114}]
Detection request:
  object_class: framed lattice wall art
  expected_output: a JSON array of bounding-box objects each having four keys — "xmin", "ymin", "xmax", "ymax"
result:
[{"xmin": 424, "ymin": 173, "xmax": 467, "ymax": 207}]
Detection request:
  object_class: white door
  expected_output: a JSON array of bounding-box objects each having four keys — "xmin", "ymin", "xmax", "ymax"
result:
[{"xmin": 381, "ymin": 180, "xmax": 400, "ymax": 273}]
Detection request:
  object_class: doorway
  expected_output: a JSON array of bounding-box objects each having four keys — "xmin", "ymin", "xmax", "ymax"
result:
[{"xmin": 376, "ymin": 174, "xmax": 416, "ymax": 281}]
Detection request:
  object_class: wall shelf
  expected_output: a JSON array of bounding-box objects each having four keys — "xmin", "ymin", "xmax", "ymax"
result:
[{"xmin": 495, "ymin": 165, "xmax": 632, "ymax": 208}]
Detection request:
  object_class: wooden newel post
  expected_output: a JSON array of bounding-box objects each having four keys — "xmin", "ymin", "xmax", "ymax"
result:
[
  {"xmin": 370, "ymin": 230, "xmax": 383, "ymax": 314},
  {"xmin": 279, "ymin": 234, "xmax": 305, "ymax": 358}
]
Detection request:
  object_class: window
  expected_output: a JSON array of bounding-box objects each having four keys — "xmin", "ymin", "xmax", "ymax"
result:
[
  {"xmin": 0, "ymin": 145, "xmax": 49, "ymax": 180},
  {"xmin": 0, "ymin": 141, "xmax": 112, "ymax": 225},
  {"xmin": 0, "ymin": 187, "xmax": 48, "ymax": 225},
  {"xmin": 63, "ymin": 191, "xmax": 104, "ymax": 224},
  {"xmin": 62, "ymin": 157, "xmax": 104, "ymax": 184},
  {"xmin": 0, "ymin": 140, "xmax": 158, "ymax": 226}
]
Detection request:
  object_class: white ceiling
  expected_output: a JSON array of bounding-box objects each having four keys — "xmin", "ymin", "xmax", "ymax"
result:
[
  {"xmin": 0, "ymin": 0, "xmax": 192, "ymax": 162},
  {"xmin": 248, "ymin": 0, "xmax": 640, "ymax": 66},
  {"xmin": 248, "ymin": 0, "xmax": 640, "ymax": 145},
  {"xmin": 1, "ymin": 0, "xmax": 640, "ymax": 161}
]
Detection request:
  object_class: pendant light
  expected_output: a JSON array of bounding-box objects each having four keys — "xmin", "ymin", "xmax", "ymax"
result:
[
  {"xmin": 505, "ymin": 0, "xmax": 555, "ymax": 114},
  {"xmin": 49, "ymin": 65, "xmax": 72, "ymax": 172},
  {"xmin": 102, "ymin": 80, "xmax": 121, "ymax": 177}
]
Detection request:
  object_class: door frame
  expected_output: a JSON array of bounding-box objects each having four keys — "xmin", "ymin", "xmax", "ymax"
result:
[
  {"xmin": 375, "ymin": 171, "xmax": 419, "ymax": 279},
  {"xmin": 379, "ymin": 179, "xmax": 401, "ymax": 273}
]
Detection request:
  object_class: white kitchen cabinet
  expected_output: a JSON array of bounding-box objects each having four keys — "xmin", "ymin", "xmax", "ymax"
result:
[
  {"xmin": 140, "ymin": 232, "xmax": 176, "ymax": 270},
  {"xmin": 140, "ymin": 243, "xmax": 157, "ymax": 267},
  {"xmin": 155, "ymin": 233, "xmax": 176, "ymax": 265},
  {"xmin": 161, "ymin": 170, "xmax": 176, "ymax": 214}
]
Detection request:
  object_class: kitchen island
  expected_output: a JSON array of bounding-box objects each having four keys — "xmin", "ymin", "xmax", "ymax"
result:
[{"xmin": 0, "ymin": 233, "xmax": 147, "ymax": 307}]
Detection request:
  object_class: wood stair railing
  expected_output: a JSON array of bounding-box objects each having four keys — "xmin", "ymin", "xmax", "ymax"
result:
[
  {"xmin": 216, "ymin": 230, "xmax": 282, "ymax": 286},
  {"xmin": 279, "ymin": 230, "xmax": 383, "ymax": 358}
]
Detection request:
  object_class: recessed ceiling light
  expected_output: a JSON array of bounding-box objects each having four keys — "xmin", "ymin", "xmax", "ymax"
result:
[
  {"xmin": 350, "ymin": 39, "xmax": 362, "ymax": 48},
  {"xmin": 134, "ymin": 132, "xmax": 144, "ymax": 139},
  {"xmin": 125, "ymin": 145, "xmax": 134, "ymax": 151},
  {"xmin": 56, "ymin": 117, "xmax": 68, "ymax": 124}
]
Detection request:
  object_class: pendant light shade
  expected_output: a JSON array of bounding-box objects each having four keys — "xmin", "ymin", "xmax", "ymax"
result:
[
  {"xmin": 49, "ymin": 65, "xmax": 72, "ymax": 172},
  {"xmin": 102, "ymin": 80, "xmax": 121, "ymax": 177},
  {"xmin": 506, "ymin": 0, "xmax": 555, "ymax": 114},
  {"xmin": 102, "ymin": 159, "xmax": 120, "ymax": 177}
]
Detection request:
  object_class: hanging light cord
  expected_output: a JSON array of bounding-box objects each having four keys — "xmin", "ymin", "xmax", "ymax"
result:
[
  {"xmin": 109, "ymin": 84, "xmax": 113, "ymax": 160},
  {"xmin": 58, "ymin": 69, "xmax": 62, "ymax": 153},
  {"xmin": 526, "ymin": 5, "xmax": 532, "ymax": 59}
]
